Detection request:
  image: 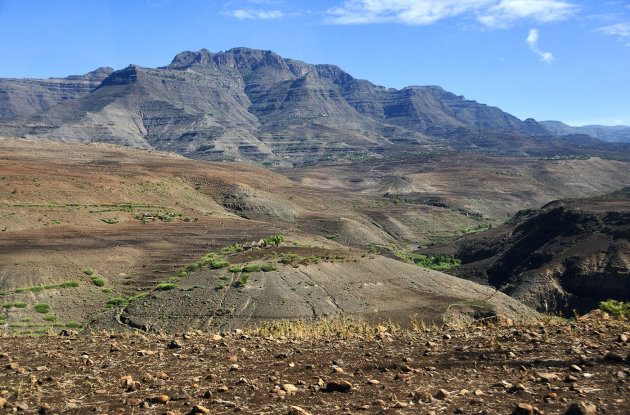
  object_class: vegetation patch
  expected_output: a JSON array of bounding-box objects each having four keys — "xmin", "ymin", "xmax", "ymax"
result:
[
  {"xmin": 398, "ymin": 253, "xmax": 461, "ymax": 271},
  {"xmin": 100, "ymin": 218, "xmax": 119, "ymax": 224},
  {"xmin": 89, "ymin": 275, "xmax": 106, "ymax": 287},
  {"xmin": 600, "ymin": 299, "xmax": 630, "ymax": 318},
  {"xmin": 264, "ymin": 234, "xmax": 285, "ymax": 246},
  {"xmin": 460, "ymin": 224, "xmax": 492, "ymax": 235},
  {"xmin": 33, "ymin": 303, "xmax": 51, "ymax": 314},
  {"xmin": 15, "ymin": 280, "xmax": 80, "ymax": 293},
  {"xmin": 228, "ymin": 266, "xmax": 243, "ymax": 273},
  {"xmin": 325, "ymin": 233, "xmax": 340, "ymax": 240},
  {"xmin": 211, "ymin": 260, "xmax": 230, "ymax": 269},
  {"xmin": 107, "ymin": 297, "xmax": 128, "ymax": 307},
  {"xmin": 3, "ymin": 302, "xmax": 27, "ymax": 309},
  {"xmin": 128, "ymin": 292, "xmax": 149, "ymax": 302},
  {"xmin": 261, "ymin": 264, "xmax": 276, "ymax": 272},
  {"xmin": 43, "ymin": 315, "xmax": 58, "ymax": 322},
  {"xmin": 242, "ymin": 264, "xmax": 261, "ymax": 272},
  {"xmin": 155, "ymin": 283, "xmax": 178, "ymax": 291},
  {"xmin": 65, "ymin": 321, "xmax": 83, "ymax": 328},
  {"xmin": 233, "ymin": 273, "xmax": 251, "ymax": 288}
]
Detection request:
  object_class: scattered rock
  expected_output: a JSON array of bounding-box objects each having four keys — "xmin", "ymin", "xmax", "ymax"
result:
[
  {"xmin": 564, "ymin": 402, "xmax": 597, "ymax": 415},
  {"xmin": 512, "ymin": 402, "xmax": 534, "ymax": 415},
  {"xmin": 434, "ymin": 389, "xmax": 451, "ymax": 400},
  {"xmin": 152, "ymin": 395, "xmax": 170, "ymax": 404},
  {"xmin": 190, "ymin": 405, "xmax": 210, "ymax": 414},
  {"xmin": 537, "ymin": 372, "xmax": 559, "ymax": 382},
  {"xmin": 325, "ymin": 380, "xmax": 352, "ymax": 392},
  {"xmin": 288, "ymin": 405, "xmax": 312, "ymax": 415},
  {"xmin": 38, "ymin": 403, "xmax": 52, "ymax": 414},
  {"xmin": 167, "ymin": 340, "xmax": 182, "ymax": 349},
  {"xmin": 604, "ymin": 351, "xmax": 624, "ymax": 362},
  {"xmin": 126, "ymin": 398, "xmax": 144, "ymax": 406},
  {"xmin": 282, "ymin": 384, "xmax": 298, "ymax": 395}
]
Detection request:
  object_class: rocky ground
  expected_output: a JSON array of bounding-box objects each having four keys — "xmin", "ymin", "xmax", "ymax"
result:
[{"xmin": 0, "ymin": 311, "xmax": 628, "ymax": 414}]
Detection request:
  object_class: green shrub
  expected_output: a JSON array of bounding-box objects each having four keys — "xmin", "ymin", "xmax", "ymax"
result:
[
  {"xmin": 280, "ymin": 253, "xmax": 302, "ymax": 265},
  {"xmin": 399, "ymin": 253, "xmax": 461, "ymax": 271},
  {"xmin": 90, "ymin": 276, "xmax": 105, "ymax": 287},
  {"xmin": 221, "ymin": 243, "xmax": 242, "ymax": 255},
  {"xmin": 65, "ymin": 321, "xmax": 82, "ymax": 328},
  {"xmin": 219, "ymin": 275, "xmax": 231, "ymax": 281},
  {"xmin": 261, "ymin": 264, "xmax": 276, "ymax": 272},
  {"xmin": 43, "ymin": 315, "xmax": 58, "ymax": 322},
  {"xmin": 3, "ymin": 302, "xmax": 27, "ymax": 309},
  {"xmin": 101, "ymin": 288, "xmax": 112, "ymax": 293},
  {"xmin": 233, "ymin": 273, "xmax": 251, "ymax": 288},
  {"xmin": 211, "ymin": 260, "xmax": 230, "ymax": 269},
  {"xmin": 325, "ymin": 234, "xmax": 340, "ymax": 240},
  {"xmin": 128, "ymin": 292, "xmax": 149, "ymax": 302},
  {"xmin": 155, "ymin": 283, "xmax": 177, "ymax": 291},
  {"xmin": 21, "ymin": 317, "xmax": 32, "ymax": 322},
  {"xmin": 83, "ymin": 269, "xmax": 94, "ymax": 276},
  {"xmin": 184, "ymin": 263, "xmax": 200, "ymax": 272},
  {"xmin": 34, "ymin": 303, "xmax": 50, "ymax": 314},
  {"xmin": 59, "ymin": 280, "xmax": 80, "ymax": 288},
  {"xmin": 242, "ymin": 264, "xmax": 261, "ymax": 272},
  {"xmin": 228, "ymin": 266, "xmax": 243, "ymax": 273},
  {"xmin": 264, "ymin": 234, "xmax": 285, "ymax": 246},
  {"xmin": 101, "ymin": 218, "xmax": 119, "ymax": 224},
  {"xmin": 600, "ymin": 299, "xmax": 630, "ymax": 317},
  {"xmin": 107, "ymin": 297, "xmax": 127, "ymax": 307}
]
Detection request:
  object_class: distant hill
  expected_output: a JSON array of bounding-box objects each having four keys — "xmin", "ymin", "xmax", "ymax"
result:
[
  {"xmin": 0, "ymin": 48, "xmax": 626, "ymax": 165},
  {"xmin": 542, "ymin": 120, "xmax": 630, "ymax": 143}
]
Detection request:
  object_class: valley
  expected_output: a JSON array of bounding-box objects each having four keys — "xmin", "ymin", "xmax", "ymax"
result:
[{"xmin": 0, "ymin": 138, "xmax": 629, "ymax": 335}]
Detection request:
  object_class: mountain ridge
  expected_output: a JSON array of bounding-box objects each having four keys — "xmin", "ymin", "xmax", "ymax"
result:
[{"xmin": 0, "ymin": 47, "xmax": 626, "ymax": 165}]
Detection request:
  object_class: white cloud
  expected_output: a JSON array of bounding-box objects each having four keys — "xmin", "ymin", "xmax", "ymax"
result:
[
  {"xmin": 327, "ymin": 0, "xmax": 577, "ymax": 27},
  {"xmin": 479, "ymin": 0, "xmax": 577, "ymax": 28},
  {"xmin": 598, "ymin": 22, "xmax": 630, "ymax": 46},
  {"xmin": 229, "ymin": 8, "xmax": 284, "ymax": 19},
  {"xmin": 526, "ymin": 28, "xmax": 554, "ymax": 63},
  {"xmin": 327, "ymin": 0, "xmax": 493, "ymax": 25}
]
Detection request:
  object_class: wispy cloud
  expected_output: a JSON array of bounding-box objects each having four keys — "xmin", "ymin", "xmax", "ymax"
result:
[
  {"xmin": 228, "ymin": 8, "xmax": 284, "ymax": 19},
  {"xmin": 598, "ymin": 22, "xmax": 630, "ymax": 46},
  {"xmin": 326, "ymin": 0, "xmax": 577, "ymax": 28},
  {"xmin": 479, "ymin": 0, "xmax": 577, "ymax": 28},
  {"xmin": 327, "ymin": 0, "xmax": 493, "ymax": 25},
  {"xmin": 526, "ymin": 28, "xmax": 554, "ymax": 63}
]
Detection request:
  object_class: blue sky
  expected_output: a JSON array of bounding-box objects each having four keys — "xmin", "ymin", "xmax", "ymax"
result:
[{"xmin": 0, "ymin": 0, "xmax": 628, "ymax": 126}]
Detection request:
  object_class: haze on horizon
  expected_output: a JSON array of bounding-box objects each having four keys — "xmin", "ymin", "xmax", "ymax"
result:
[{"xmin": 0, "ymin": 0, "xmax": 628, "ymax": 126}]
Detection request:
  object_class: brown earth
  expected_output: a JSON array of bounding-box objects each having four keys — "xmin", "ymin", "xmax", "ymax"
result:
[
  {"xmin": 0, "ymin": 312, "xmax": 629, "ymax": 414},
  {"xmin": 1, "ymin": 138, "xmax": 630, "ymax": 332}
]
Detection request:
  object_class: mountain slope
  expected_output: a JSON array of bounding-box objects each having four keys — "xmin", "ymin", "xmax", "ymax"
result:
[
  {"xmin": 427, "ymin": 194, "xmax": 630, "ymax": 315},
  {"xmin": 0, "ymin": 48, "xmax": 600, "ymax": 166},
  {"xmin": 0, "ymin": 67, "xmax": 113, "ymax": 121},
  {"xmin": 542, "ymin": 120, "xmax": 630, "ymax": 143}
]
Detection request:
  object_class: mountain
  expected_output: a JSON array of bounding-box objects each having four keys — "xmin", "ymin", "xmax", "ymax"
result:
[
  {"xmin": 542, "ymin": 120, "xmax": 630, "ymax": 143},
  {"xmin": 0, "ymin": 48, "xmax": 624, "ymax": 165},
  {"xmin": 0, "ymin": 67, "xmax": 114, "ymax": 120}
]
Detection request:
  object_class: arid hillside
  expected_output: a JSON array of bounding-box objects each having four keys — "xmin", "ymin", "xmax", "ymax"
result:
[{"xmin": 1, "ymin": 138, "xmax": 630, "ymax": 333}]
